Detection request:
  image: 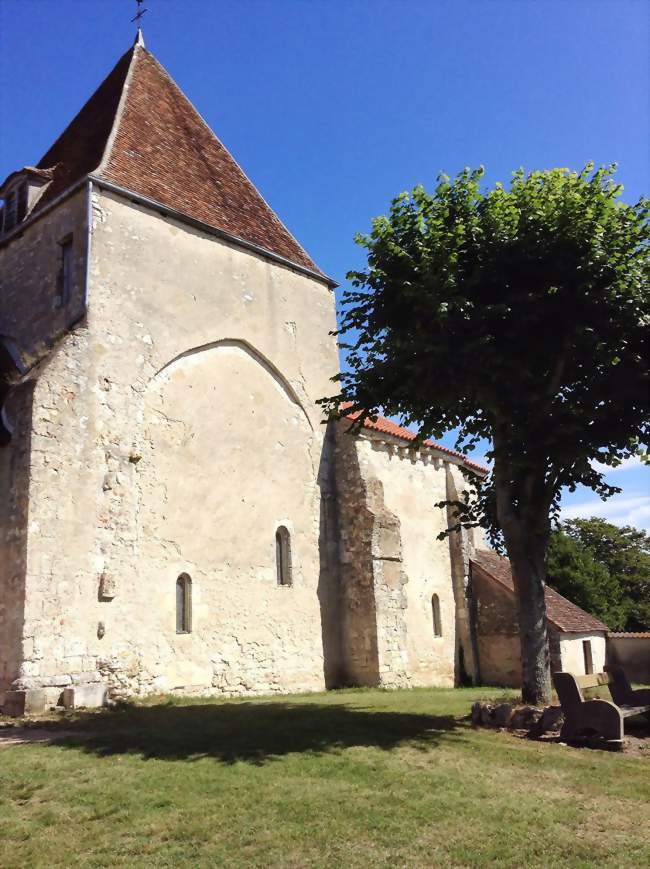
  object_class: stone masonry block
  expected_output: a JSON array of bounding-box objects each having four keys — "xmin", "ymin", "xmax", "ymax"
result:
[
  {"xmin": 2, "ymin": 689, "xmax": 48, "ymax": 717},
  {"xmin": 99, "ymin": 572, "xmax": 117, "ymax": 600},
  {"xmin": 62, "ymin": 683, "xmax": 108, "ymax": 710},
  {"xmin": 373, "ymin": 515, "xmax": 402, "ymax": 561},
  {"xmin": 379, "ymin": 560, "xmax": 405, "ymax": 590}
]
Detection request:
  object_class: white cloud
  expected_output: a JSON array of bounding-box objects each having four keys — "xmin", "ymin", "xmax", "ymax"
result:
[{"xmin": 561, "ymin": 493, "xmax": 650, "ymax": 532}]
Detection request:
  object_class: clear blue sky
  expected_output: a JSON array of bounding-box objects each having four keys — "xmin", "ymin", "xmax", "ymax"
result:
[{"xmin": 1, "ymin": 0, "xmax": 648, "ymax": 529}]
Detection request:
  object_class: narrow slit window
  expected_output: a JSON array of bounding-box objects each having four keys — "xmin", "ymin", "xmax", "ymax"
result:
[
  {"xmin": 57, "ymin": 236, "xmax": 73, "ymax": 305},
  {"xmin": 16, "ymin": 183, "xmax": 28, "ymax": 224},
  {"xmin": 176, "ymin": 573, "xmax": 192, "ymax": 633},
  {"xmin": 3, "ymin": 190, "xmax": 17, "ymax": 232},
  {"xmin": 276, "ymin": 526, "xmax": 292, "ymax": 586},
  {"xmin": 432, "ymin": 594, "xmax": 442, "ymax": 637},
  {"xmin": 582, "ymin": 639, "xmax": 593, "ymax": 675}
]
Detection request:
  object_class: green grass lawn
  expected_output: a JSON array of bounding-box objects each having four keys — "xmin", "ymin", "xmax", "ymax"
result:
[{"xmin": 1, "ymin": 687, "xmax": 648, "ymax": 868}]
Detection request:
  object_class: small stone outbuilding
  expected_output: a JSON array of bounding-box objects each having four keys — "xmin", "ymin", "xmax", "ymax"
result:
[{"xmin": 470, "ymin": 550, "xmax": 608, "ymax": 688}]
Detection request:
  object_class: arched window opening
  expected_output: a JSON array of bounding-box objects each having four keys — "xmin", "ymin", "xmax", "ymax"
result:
[
  {"xmin": 176, "ymin": 573, "xmax": 192, "ymax": 633},
  {"xmin": 276, "ymin": 526, "xmax": 292, "ymax": 587},
  {"xmin": 432, "ymin": 594, "xmax": 442, "ymax": 638}
]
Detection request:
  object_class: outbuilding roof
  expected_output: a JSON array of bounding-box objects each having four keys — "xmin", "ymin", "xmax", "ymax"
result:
[
  {"xmin": 10, "ymin": 35, "xmax": 325, "ymax": 279},
  {"xmin": 471, "ymin": 549, "xmax": 609, "ymax": 633}
]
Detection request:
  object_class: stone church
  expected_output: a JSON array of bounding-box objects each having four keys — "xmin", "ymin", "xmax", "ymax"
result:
[{"xmin": 0, "ymin": 36, "xmax": 603, "ymax": 714}]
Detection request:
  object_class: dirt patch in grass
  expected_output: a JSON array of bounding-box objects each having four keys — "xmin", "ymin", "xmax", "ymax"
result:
[{"xmin": 0, "ymin": 727, "xmax": 79, "ymax": 748}]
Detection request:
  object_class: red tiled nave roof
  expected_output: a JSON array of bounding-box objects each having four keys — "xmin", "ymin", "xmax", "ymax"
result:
[{"xmin": 343, "ymin": 406, "xmax": 488, "ymax": 474}]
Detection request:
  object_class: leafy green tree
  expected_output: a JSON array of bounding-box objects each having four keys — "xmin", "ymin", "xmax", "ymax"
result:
[
  {"xmin": 324, "ymin": 164, "xmax": 649, "ymax": 704},
  {"xmin": 560, "ymin": 518, "xmax": 650, "ymax": 630},
  {"xmin": 547, "ymin": 528, "xmax": 627, "ymax": 628}
]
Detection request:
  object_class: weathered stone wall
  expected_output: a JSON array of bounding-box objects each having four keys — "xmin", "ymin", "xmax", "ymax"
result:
[
  {"xmin": 1, "ymin": 183, "xmax": 495, "ymax": 706},
  {"xmin": 472, "ymin": 565, "xmax": 522, "ymax": 687},
  {"xmin": 334, "ymin": 428, "xmax": 461, "ymax": 688},
  {"xmin": 0, "ymin": 383, "xmax": 34, "ymax": 704},
  {"xmin": 0, "ymin": 188, "xmax": 88, "ymax": 367},
  {"xmin": 332, "ymin": 428, "xmax": 380, "ymax": 686},
  {"xmin": 11, "ymin": 188, "xmax": 341, "ymax": 700},
  {"xmin": 473, "ymin": 563, "xmax": 606, "ymax": 687},
  {"xmin": 0, "ymin": 189, "xmax": 89, "ymax": 706},
  {"xmin": 607, "ymin": 633, "xmax": 650, "ymax": 683}
]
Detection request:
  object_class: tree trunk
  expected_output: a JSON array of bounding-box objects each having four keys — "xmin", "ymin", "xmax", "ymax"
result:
[
  {"xmin": 491, "ymin": 433, "xmax": 553, "ymax": 706},
  {"xmin": 503, "ymin": 529, "xmax": 552, "ymax": 706}
]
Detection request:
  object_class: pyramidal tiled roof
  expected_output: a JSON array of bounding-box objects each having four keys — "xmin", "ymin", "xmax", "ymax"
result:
[
  {"xmin": 31, "ymin": 35, "xmax": 324, "ymax": 277},
  {"xmin": 471, "ymin": 549, "xmax": 609, "ymax": 633}
]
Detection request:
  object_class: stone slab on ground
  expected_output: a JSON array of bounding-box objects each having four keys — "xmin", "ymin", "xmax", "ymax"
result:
[
  {"xmin": 62, "ymin": 683, "xmax": 107, "ymax": 710},
  {"xmin": 1, "ymin": 690, "xmax": 48, "ymax": 717}
]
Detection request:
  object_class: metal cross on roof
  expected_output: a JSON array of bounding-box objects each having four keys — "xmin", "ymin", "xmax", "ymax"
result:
[{"xmin": 131, "ymin": 0, "xmax": 148, "ymax": 27}]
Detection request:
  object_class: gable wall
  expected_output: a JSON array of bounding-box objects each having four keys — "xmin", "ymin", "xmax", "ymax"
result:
[
  {"xmin": 472, "ymin": 566, "xmax": 522, "ymax": 687},
  {"xmin": 473, "ymin": 565, "xmax": 604, "ymax": 687},
  {"xmin": 12, "ymin": 189, "xmax": 342, "ymax": 700},
  {"xmin": 0, "ymin": 188, "xmax": 88, "ymax": 367}
]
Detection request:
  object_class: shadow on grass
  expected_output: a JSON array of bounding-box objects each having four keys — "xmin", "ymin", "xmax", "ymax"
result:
[{"xmin": 44, "ymin": 700, "xmax": 460, "ymax": 765}]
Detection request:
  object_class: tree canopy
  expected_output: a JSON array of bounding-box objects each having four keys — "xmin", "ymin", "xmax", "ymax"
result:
[
  {"xmin": 324, "ymin": 164, "xmax": 649, "ymax": 703},
  {"xmin": 548, "ymin": 517, "xmax": 650, "ymax": 631}
]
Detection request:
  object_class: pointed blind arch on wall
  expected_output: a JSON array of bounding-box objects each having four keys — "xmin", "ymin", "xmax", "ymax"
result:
[
  {"xmin": 432, "ymin": 593, "xmax": 442, "ymax": 638},
  {"xmin": 151, "ymin": 338, "xmax": 313, "ymax": 430}
]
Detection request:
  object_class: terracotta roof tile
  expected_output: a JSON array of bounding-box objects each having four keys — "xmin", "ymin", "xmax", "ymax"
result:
[
  {"xmin": 30, "ymin": 41, "xmax": 323, "ymax": 277},
  {"xmin": 343, "ymin": 406, "xmax": 488, "ymax": 474},
  {"xmin": 471, "ymin": 549, "xmax": 609, "ymax": 633},
  {"xmin": 35, "ymin": 47, "xmax": 133, "ymax": 206},
  {"xmin": 608, "ymin": 631, "xmax": 650, "ymax": 638}
]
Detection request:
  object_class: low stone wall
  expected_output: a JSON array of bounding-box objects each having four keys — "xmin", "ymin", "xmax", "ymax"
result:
[
  {"xmin": 1, "ymin": 671, "xmax": 106, "ymax": 716},
  {"xmin": 607, "ymin": 633, "xmax": 650, "ymax": 683},
  {"xmin": 470, "ymin": 701, "xmax": 564, "ymax": 736}
]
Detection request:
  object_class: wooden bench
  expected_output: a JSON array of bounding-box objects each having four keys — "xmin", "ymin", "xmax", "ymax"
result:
[{"xmin": 553, "ymin": 667, "xmax": 650, "ymax": 746}]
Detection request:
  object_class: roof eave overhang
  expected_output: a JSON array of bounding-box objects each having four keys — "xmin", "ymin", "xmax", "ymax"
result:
[
  {"xmin": 1, "ymin": 168, "xmax": 46, "ymax": 196},
  {"xmin": 470, "ymin": 560, "xmax": 565, "ymax": 631},
  {"xmin": 0, "ymin": 172, "xmax": 339, "ymax": 291},
  {"xmin": 356, "ymin": 427, "xmax": 488, "ymax": 476},
  {"xmin": 0, "ymin": 176, "xmax": 88, "ymax": 248},
  {"xmin": 91, "ymin": 176, "xmax": 338, "ymax": 290},
  {"xmin": 470, "ymin": 559, "xmax": 608, "ymax": 633}
]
